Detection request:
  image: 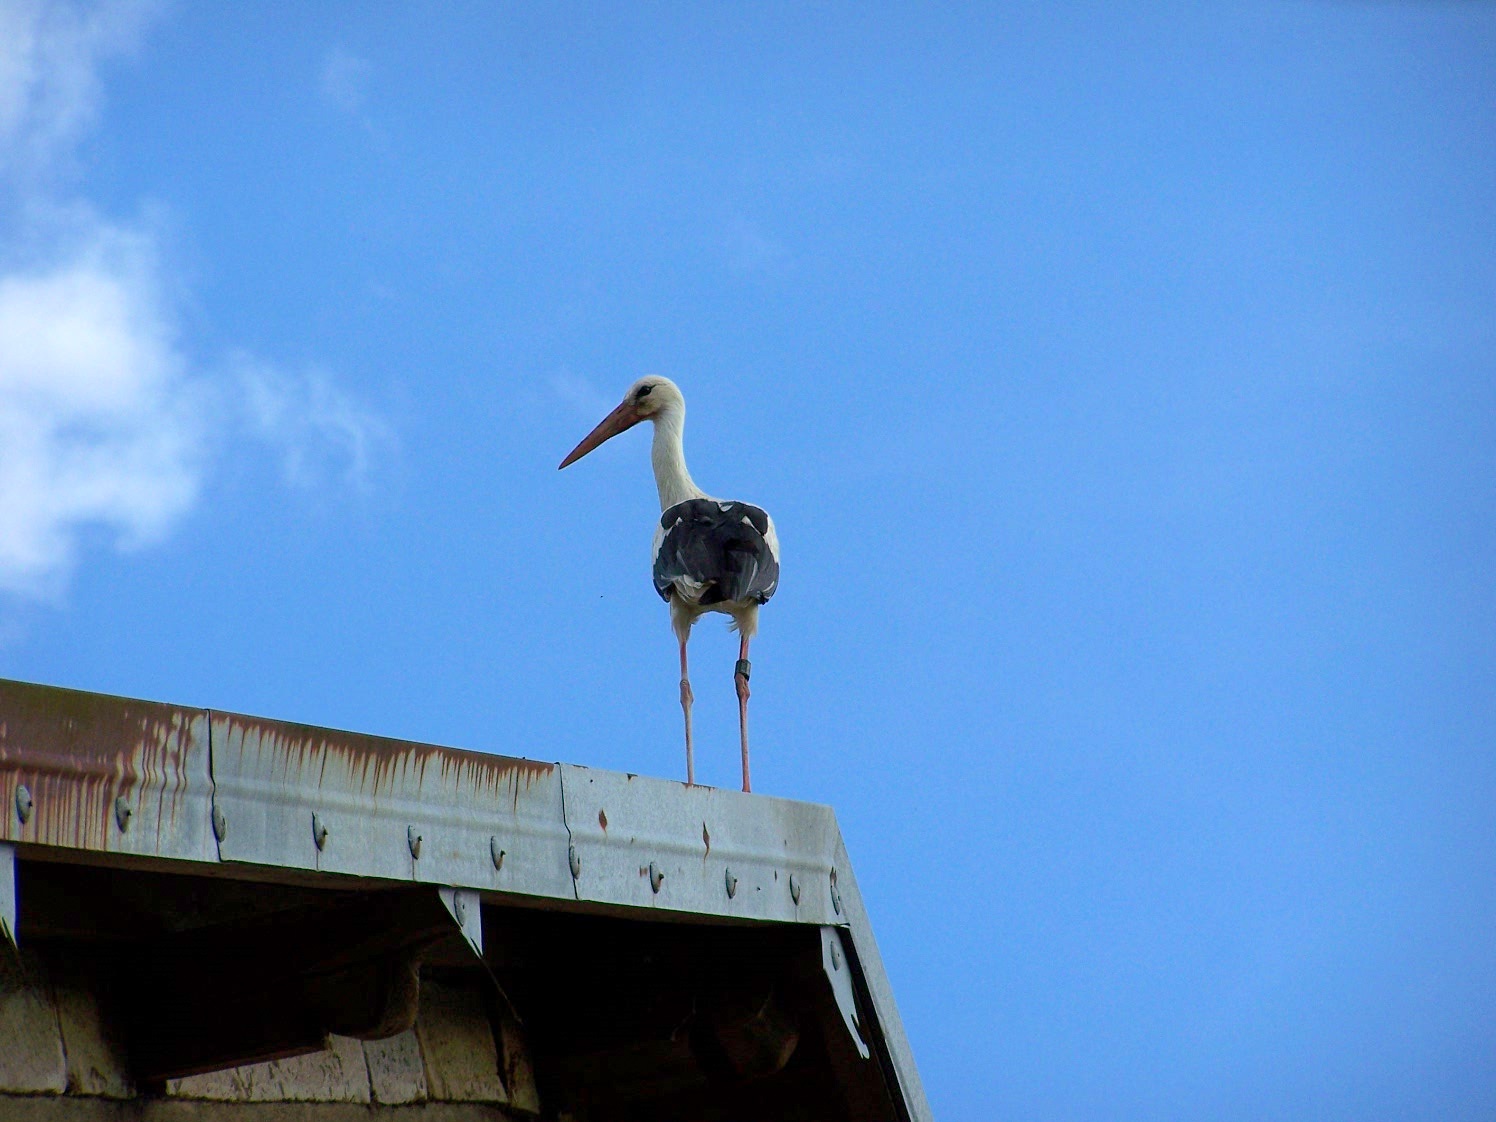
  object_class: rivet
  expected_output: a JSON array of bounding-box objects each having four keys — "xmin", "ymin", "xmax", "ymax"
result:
[
  {"xmin": 15, "ymin": 784, "xmax": 33, "ymax": 825},
  {"xmin": 312, "ymin": 813, "xmax": 329, "ymax": 851},
  {"xmin": 490, "ymin": 836, "xmax": 505, "ymax": 871},
  {"xmin": 648, "ymin": 861, "xmax": 664, "ymax": 894},
  {"xmin": 407, "ymin": 825, "xmax": 422, "ymax": 860},
  {"xmin": 830, "ymin": 866, "xmax": 842, "ymax": 915},
  {"xmin": 725, "ymin": 868, "xmax": 738, "ymax": 899},
  {"xmin": 789, "ymin": 873, "xmax": 801, "ymax": 906},
  {"xmin": 568, "ymin": 844, "xmax": 581, "ymax": 879},
  {"xmin": 211, "ymin": 805, "xmax": 228, "ymax": 842},
  {"xmin": 114, "ymin": 796, "xmax": 133, "ymax": 833}
]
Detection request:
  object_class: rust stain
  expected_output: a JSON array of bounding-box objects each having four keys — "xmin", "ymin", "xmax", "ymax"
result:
[
  {"xmin": 0, "ymin": 679, "xmax": 204, "ymax": 853},
  {"xmin": 1, "ymin": 678, "xmax": 560, "ymax": 858},
  {"xmin": 210, "ymin": 711, "xmax": 556, "ymax": 813},
  {"xmin": 598, "ymin": 809, "xmax": 608, "ymax": 832},
  {"xmin": 702, "ymin": 822, "xmax": 711, "ymax": 857}
]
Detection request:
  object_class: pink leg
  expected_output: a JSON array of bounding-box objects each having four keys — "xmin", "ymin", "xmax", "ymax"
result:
[
  {"xmin": 735, "ymin": 636, "xmax": 752, "ymax": 793},
  {"xmin": 680, "ymin": 637, "xmax": 695, "ymax": 786}
]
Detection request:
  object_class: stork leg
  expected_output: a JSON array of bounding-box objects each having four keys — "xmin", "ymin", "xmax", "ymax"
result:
[
  {"xmin": 680, "ymin": 636, "xmax": 695, "ymax": 786},
  {"xmin": 735, "ymin": 636, "xmax": 752, "ymax": 793}
]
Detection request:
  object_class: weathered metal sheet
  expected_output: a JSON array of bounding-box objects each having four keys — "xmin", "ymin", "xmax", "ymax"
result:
[
  {"xmin": 210, "ymin": 712, "xmax": 572, "ymax": 898},
  {"xmin": 821, "ymin": 925, "xmax": 871, "ymax": 1060},
  {"xmin": 828, "ymin": 837, "xmax": 932, "ymax": 1122},
  {"xmin": 0, "ymin": 680, "xmax": 215, "ymax": 864},
  {"xmin": 558, "ymin": 765, "xmax": 842, "ymax": 924},
  {"xmin": 438, "ymin": 886, "xmax": 483, "ymax": 958}
]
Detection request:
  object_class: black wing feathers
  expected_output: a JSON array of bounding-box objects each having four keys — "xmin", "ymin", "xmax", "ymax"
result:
[{"xmin": 653, "ymin": 499, "xmax": 778, "ymax": 606}]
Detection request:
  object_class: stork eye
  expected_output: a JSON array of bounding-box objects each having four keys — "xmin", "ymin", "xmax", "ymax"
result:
[{"xmin": 636, "ymin": 385, "xmax": 654, "ymax": 400}]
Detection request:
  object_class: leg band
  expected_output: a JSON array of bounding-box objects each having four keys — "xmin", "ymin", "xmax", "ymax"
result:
[{"xmin": 735, "ymin": 659, "xmax": 751, "ymax": 680}]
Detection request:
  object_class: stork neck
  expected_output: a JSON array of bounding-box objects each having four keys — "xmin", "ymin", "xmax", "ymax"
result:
[{"xmin": 650, "ymin": 405, "xmax": 702, "ymax": 510}]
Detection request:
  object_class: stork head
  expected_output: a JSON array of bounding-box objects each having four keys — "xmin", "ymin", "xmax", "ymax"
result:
[{"xmin": 559, "ymin": 376, "xmax": 682, "ymax": 468}]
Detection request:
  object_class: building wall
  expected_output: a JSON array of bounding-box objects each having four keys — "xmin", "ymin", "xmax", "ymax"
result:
[{"xmin": 1, "ymin": 945, "xmax": 537, "ymax": 1120}]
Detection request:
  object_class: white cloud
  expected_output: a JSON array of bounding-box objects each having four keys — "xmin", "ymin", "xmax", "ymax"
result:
[
  {"xmin": 0, "ymin": 1, "xmax": 389, "ymax": 604},
  {"xmin": 318, "ymin": 46, "xmax": 384, "ymax": 146},
  {"xmin": 0, "ymin": 0, "xmax": 157, "ymax": 189},
  {"xmin": 234, "ymin": 355, "xmax": 389, "ymax": 489},
  {"xmin": 319, "ymin": 46, "xmax": 371, "ymax": 115},
  {"xmin": 0, "ymin": 224, "xmax": 201, "ymax": 598}
]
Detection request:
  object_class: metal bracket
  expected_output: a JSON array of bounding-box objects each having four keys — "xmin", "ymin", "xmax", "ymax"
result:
[
  {"xmin": 435, "ymin": 885, "xmax": 525, "ymax": 1030},
  {"xmin": 438, "ymin": 886, "xmax": 482, "ymax": 958},
  {"xmin": 821, "ymin": 926, "xmax": 870, "ymax": 1060},
  {"xmin": 0, "ymin": 842, "xmax": 15, "ymax": 950}
]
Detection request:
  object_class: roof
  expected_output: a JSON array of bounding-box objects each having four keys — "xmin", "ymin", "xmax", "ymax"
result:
[{"xmin": 0, "ymin": 676, "xmax": 930, "ymax": 1121}]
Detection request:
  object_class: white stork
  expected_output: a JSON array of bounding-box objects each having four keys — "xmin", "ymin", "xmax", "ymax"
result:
[{"xmin": 559, "ymin": 376, "xmax": 779, "ymax": 792}]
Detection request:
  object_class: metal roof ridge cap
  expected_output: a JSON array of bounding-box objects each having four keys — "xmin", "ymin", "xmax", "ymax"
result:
[
  {"xmin": 0, "ymin": 677, "xmax": 217, "ymax": 863},
  {"xmin": 556, "ymin": 763, "xmax": 843, "ymax": 922},
  {"xmin": 205, "ymin": 704, "xmax": 558, "ymax": 773},
  {"xmin": 0, "ymin": 673, "xmax": 212, "ymax": 715},
  {"xmin": 556, "ymin": 760, "xmax": 837, "ymax": 814}
]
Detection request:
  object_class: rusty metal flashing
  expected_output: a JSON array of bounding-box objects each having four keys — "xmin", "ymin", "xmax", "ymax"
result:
[
  {"xmin": 0, "ymin": 680, "xmax": 215, "ymax": 864},
  {"xmin": 0, "ymin": 677, "xmax": 929, "ymax": 1120},
  {"xmin": 209, "ymin": 711, "xmax": 574, "ymax": 899}
]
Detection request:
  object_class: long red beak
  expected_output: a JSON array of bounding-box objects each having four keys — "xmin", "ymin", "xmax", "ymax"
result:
[{"xmin": 559, "ymin": 398, "xmax": 645, "ymax": 468}]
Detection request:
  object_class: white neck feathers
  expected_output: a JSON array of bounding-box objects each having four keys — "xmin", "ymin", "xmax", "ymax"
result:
[{"xmin": 650, "ymin": 403, "xmax": 704, "ymax": 510}]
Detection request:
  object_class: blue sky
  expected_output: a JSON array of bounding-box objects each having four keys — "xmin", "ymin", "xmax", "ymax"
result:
[{"xmin": 2, "ymin": 3, "xmax": 1494, "ymax": 1118}]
